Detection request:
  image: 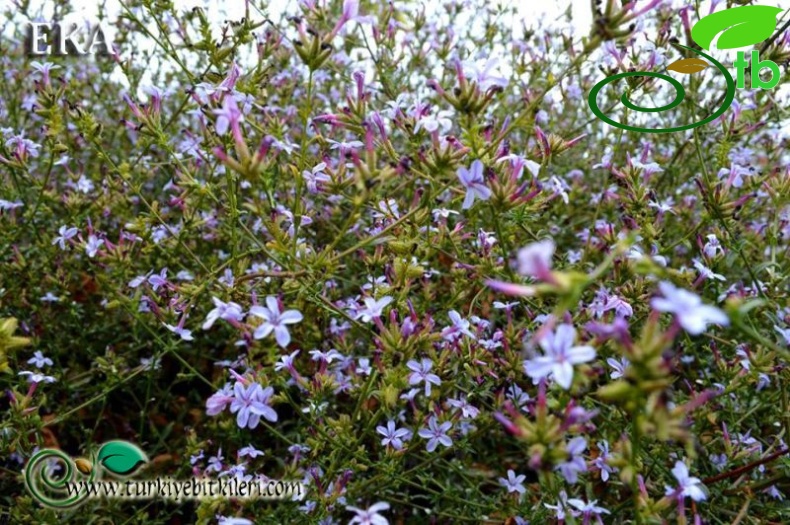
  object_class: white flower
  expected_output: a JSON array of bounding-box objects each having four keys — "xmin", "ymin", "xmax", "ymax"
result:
[
  {"xmin": 775, "ymin": 325, "xmax": 790, "ymax": 345},
  {"xmin": 523, "ymin": 324, "xmax": 596, "ymax": 389},
  {"xmin": 414, "ymin": 109, "xmax": 453, "ymax": 134},
  {"xmin": 164, "ymin": 322, "xmax": 194, "ymax": 341},
  {"xmin": 19, "ymin": 370, "xmax": 57, "ymax": 383},
  {"xmin": 496, "ymin": 153, "xmax": 541, "ymax": 179},
  {"xmin": 651, "ymin": 281, "xmax": 729, "ymax": 335},
  {"xmin": 347, "ymin": 501, "xmax": 390, "ymax": 525},
  {"xmin": 355, "ymin": 296, "xmax": 393, "ymax": 323},
  {"xmin": 249, "ymin": 296, "xmax": 303, "ymax": 348},
  {"xmin": 665, "ymin": 461, "xmax": 707, "ymax": 502},
  {"xmin": 547, "ymin": 176, "xmax": 570, "ymax": 203},
  {"xmin": 692, "ymin": 259, "xmax": 725, "ymax": 282},
  {"xmin": 202, "ymin": 297, "xmax": 245, "ymax": 330},
  {"xmin": 27, "ymin": 351, "xmax": 53, "ymax": 368},
  {"xmin": 51, "ymin": 225, "xmax": 76, "ymax": 249},
  {"xmin": 85, "ymin": 234, "xmax": 104, "ymax": 258},
  {"xmin": 217, "ymin": 517, "xmax": 253, "ymax": 525},
  {"xmin": 461, "ymin": 57, "xmax": 508, "ymax": 90},
  {"xmin": 498, "ymin": 469, "xmax": 527, "ymax": 498},
  {"xmin": 302, "ymin": 162, "xmax": 331, "ymax": 193}
]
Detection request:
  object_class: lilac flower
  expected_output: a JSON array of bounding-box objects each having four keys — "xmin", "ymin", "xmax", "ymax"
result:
[
  {"xmin": 302, "ymin": 162, "xmax": 331, "ymax": 193},
  {"xmin": 19, "ymin": 370, "xmax": 57, "ymax": 384},
  {"xmin": 457, "ymin": 160, "xmax": 491, "ymax": 209},
  {"xmin": 356, "ymin": 357, "xmax": 372, "ymax": 375},
  {"xmin": 328, "ymin": 139, "xmax": 364, "ymax": 153},
  {"xmin": 651, "ymin": 281, "xmax": 729, "ymax": 335},
  {"xmin": 229, "ymin": 382, "xmax": 278, "ymax": 429},
  {"xmin": 496, "ymin": 153, "xmax": 541, "ymax": 179},
  {"xmin": 164, "ymin": 317, "xmax": 194, "ymax": 341},
  {"xmin": 202, "ymin": 297, "xmax": 245, "ymax": 330},
  {"xmin": 275, "ymin": 350, "xmax": 301, "ymax": 373},
  {"xmin": 692, "ymin": 259, "xmax": 725, "ymax": 282},
  {"xmin": 547, "ymin": 176, "xmax": 570, "ymax": 203},
  {"xmin": 75, "ymin": 174, "xmax": 94, "ymax": 194},
  {"xmin": 414, "ymin": 109, "xmax": 453, "ymax": 134},
  {"xmin": 249, "ymin": 296, "xmax": 303, "ymax": 347},
  {"xmin": 347, "ymin": 501, "xmax": 390, "ymax": 525},
  {"xmin": 39, "ymin": 292, "xmax": 59, "ymax": 303},
  {"xmin": 406, "ymin": 358, "xmax": 441, "ymax": 396},
  {"xmin": 703, "ymin": 234, "xmax": 722, "ymax": 258},
  {"xmin": 238, "ymin": 445, "xmax": 264, "ymax": 459},
  {"xmin": 52, "ymin": 225, "xmax": 78, "ymax": 249},
  {"xmin": 447, "ymin": 396, "xmax": 480, "ymax": 419},
  {"xmin": 355, "ymin": 296, "xmax": 393, "ymax": 323},
  {"xmin": 516, "ymin": 239, "xmax": 555, "ymax": 279},
  {"xmin": 775, "ymin": 325, "xmax": 790, "ymax": 345},
  {"xmin": 217, "ymin": 516, "xmax": 253, "ymax": 525},
  {"xmin": 85, "ymin": 234, "xmax": 104, "ymax": 258},
  {"xmin": 30, "ymin": 61, "xmax": 60, "ymax": 84},
  {"xmin": 664, "ymin": 461, "xmax": 707, "ymax": 502},
  {"xmin": 309, "ymin": 349, "xmax": 344, "ymax": 364},
  {"xmin": 0, "ymin": 199, "xmax": 23, "ymax": 211},
  {"xmin": 418, "ymin": 416, "xmax": 453, "ymax": 452},
  {"xmin": 206, "ymin": 384, "xmax": 234, "ymax": 415},
  {"xmin": 523, "ymin": 324, "xmax": 596, "ymax": 389},
  {"xmin": 498, "ymin": 469, "xmax": 527, "ymax": 499},
  {"xmin": 27, "ymin": 351, "xmax": 53, "ymax": 368},
  {"xmin": 441, "ymin": 310, "xmax": 476, "ymax": 341},
  {"xmin": 376, "ymin": 420, "xmax": 412, "ymax": 450},
  {"xmin": 493, "ymin": 301, "xmax": 519, "ymax": 310},
  {"xmin": 205, "ymin": 449, "xmax": 224, "ymax": 473},
  {"xmin": 555, "ymin": 436, "xmax": 587, "ymax": 483},
  {"xmin": 545, "ymin": 490, "xmax": 575, "ymax": 520},
  {"xmin": 506, "ymin": 384, "xmax": 530, "ymax": 411},
  {"xmin": 606, "ymin": 357, "xmax": 629, "ymax": 379},
  {"xmin": 128, "ymin": 274, "xmax": 149, "ymax": 288},
  {"xmin": 148, "ymin": 268, "xmax": 169, "ymax": 291},
  {"xmin": 567, "ymin": 498, "xmax": 610, "ymax": 524},
  {"xmin": 213, "ymin": 95, "xmax": 244, "ymax": 136},
  {"xmin": 591, "ymin": 440, "xmax": 617, "ymax": 482},
  {"xmin": 461, "ymin": 57, "xmax": 508, "ymax": 90}
]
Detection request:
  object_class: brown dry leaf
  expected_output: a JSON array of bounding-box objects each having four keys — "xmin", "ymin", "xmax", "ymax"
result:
[{"xmin": 667, "ymin": 57, "xmax": 709, "ymax": 74}]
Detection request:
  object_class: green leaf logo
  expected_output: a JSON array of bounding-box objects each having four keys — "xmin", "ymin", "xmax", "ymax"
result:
[
  {"xmin": 691, "ymin": 5, "xmax": 783, "ymax": 50},
  {"xmin": 96, "ymin": 441, "xmax": 148, "ymax": 476}
]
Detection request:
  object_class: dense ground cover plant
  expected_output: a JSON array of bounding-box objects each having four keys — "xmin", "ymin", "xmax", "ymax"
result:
[{"xmin": 2, "ymin": 0, "xmax": 790, "ymax": 522}]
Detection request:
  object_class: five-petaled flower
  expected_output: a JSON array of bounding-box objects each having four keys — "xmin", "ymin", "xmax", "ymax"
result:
[
  {"xmin": 52, "ymin": 225, "xmax": 78, "ymax": 250},
  {"xmin": 27, "ymin": 351, "xmax": 53, "ymax": 368},
  {"xmin": 418, "ymin": 416, "xmax": 453, "ymax": 452},
  {"xmin": 249, "ymin": 296, "xmax": 304, "ymax": 348},
  {"xmin": 665, "ymin": 460, "xmax": 707, "ymax": 502},
  {"xmin": 651, "ymin": 281, "xmax": 729, "ymax": 335},
  {"xmin": 347, "ymin": 501, "xmax": 390, "ymax": 525},
  {"xmin": 229, "ymin": 381, "xmax": 277, "ymax": 429},
  {"xmin": 203, "ymin": 297, "xmax": 245, "ymax": 330},
  {"xmin": 376, "ymin": 420, "xmax": 412, "ymax": 451},
  {"xmin": 356, "ymin": 296, "xmax": 393, "ymax": 323},
  {"xmin": 457, "ymin": 160, "xmax": 491, "ymax": 209},
  {"xmin": 406, "ymin": 358, "xmax": 441, "ymax": 396},
  {"xmin": 498, "ymin": 469, "xmax": 527, "ymax": 500},
  {"xmin": 213, "ymin": 95, "xmax": 244, "ymax": 136},
  {"xmin": 85, "ymin": 234, "xmax": 104, "ymax": 258},
  {"xmin": 523, "ymin": 324, "xmax": 596, "ymax": 389}
]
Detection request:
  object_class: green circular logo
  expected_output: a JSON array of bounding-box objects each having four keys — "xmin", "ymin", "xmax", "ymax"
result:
[{"xmin": 587, "ymin": 45, "xmax": 736, "ymax": 133}]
